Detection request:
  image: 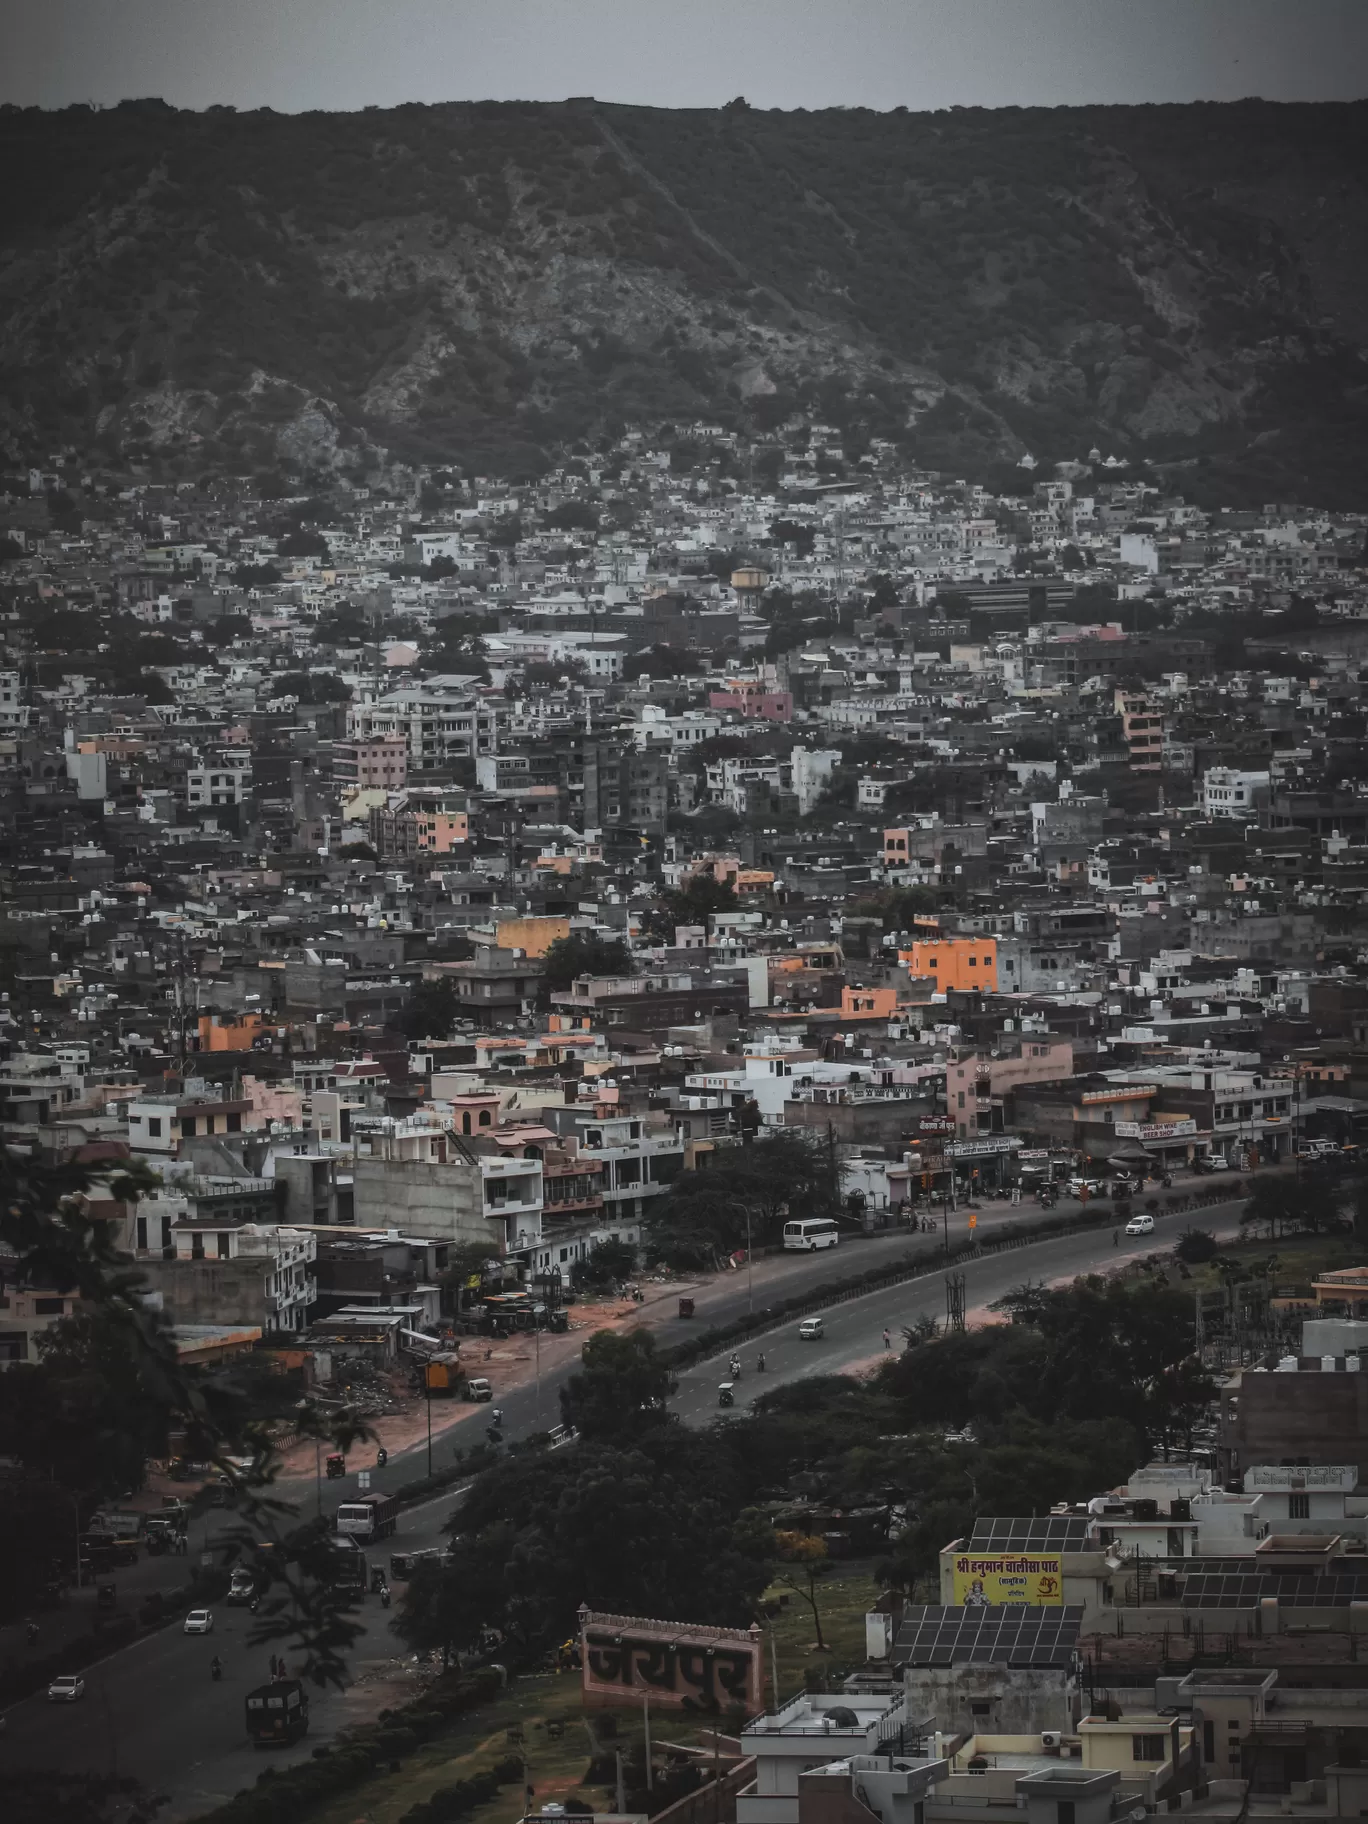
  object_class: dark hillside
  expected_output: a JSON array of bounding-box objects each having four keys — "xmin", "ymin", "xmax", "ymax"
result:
[{"xmin": 1, "ymin": 95, "xmax": 1364, "ymax": 500}]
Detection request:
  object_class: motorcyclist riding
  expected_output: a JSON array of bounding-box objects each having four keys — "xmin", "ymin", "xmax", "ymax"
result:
[{"xmin": 210, "ymin": 1655, "xmax": 222, "ymax": 1681}]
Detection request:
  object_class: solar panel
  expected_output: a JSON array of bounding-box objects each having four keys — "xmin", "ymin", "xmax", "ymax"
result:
[
  {"xmin": 969, "ymin": 1516, "xmax": 1092, "ymax": 1552},
  {"xmin": 894, "ymin": 1604, "xmax": 1085, "ymax": 1668},
  {"xmin": 1180, "ymin": 1571, "xmax": 1368, "ymax": 1609}
]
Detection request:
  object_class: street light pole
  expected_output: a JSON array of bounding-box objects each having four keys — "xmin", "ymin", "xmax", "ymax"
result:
[
  {"xmin": 425, "ymin": 1365, "xmax": 433, "ymax": 1479},
  {"xmin": 726, "ymin": 1199, "xmax": 756, "ymax": 1317}
]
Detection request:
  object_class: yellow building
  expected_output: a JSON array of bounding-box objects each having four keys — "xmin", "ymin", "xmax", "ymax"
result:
[{"xmin": 494, "ymin": 916, "xmax": 572, "ymax": 958}]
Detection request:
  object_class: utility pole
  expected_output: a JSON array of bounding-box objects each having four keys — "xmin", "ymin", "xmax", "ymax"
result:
[{"xmin": 425, "ymin": 1362, "xmax": 433, "ymax": 1478}]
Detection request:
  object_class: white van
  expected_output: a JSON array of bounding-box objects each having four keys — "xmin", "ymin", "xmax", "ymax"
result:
[{"xmin": 783, "ymin": 1218, "xmax": 840, "ymax": 1252}]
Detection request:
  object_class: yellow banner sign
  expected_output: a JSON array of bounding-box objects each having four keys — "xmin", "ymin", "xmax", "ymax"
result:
[{"xmin": 952, "ymin": 1553, "xmax": 1063, "ymax": 1607}]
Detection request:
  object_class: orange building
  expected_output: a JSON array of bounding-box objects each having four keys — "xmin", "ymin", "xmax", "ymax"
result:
[
  {"xmin": 840, "ymin": 985, "xmax": 902, "ymax": 1019},
  {"xmin": 899, "ymin": 935, "xmax": 998, "ymax": 993},
  {"xmin": 196, "ymin": 1012, "xmax": 269, "ymax": 1052}
]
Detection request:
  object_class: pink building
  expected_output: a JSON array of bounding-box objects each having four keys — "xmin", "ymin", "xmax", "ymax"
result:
[
  {"xmin": 708, "ymin": 683, "xmax": 793, "ymax": 723},
  {"xmin": 947, "ymin": 1038, "xmax": 1075, "ymax": 1138},
  {"xmin": 333, "ymin": 734, "xmax": 408, "ymax": 791}
]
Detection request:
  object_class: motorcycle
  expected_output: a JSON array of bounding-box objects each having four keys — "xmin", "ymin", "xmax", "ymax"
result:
[
  {"xmin": 380, "ymin": 1586, "xmax": 391, "ymax": 1610},
  {"xmin": 756, "ymin": 1354, "xmax": 766, "ymax": 1372},
  {"xmin": 377, "ymin": 1447, "xmax": 388, "ymax": 1469},
  {"xmin": 210, "ymin": 1657, "xmax": 223, "ymax": 1682}
]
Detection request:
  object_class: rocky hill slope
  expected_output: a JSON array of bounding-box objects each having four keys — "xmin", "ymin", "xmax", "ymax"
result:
[{"xmin": 2, "ymin": 96, "xmax": 1365, "ymax": 502}]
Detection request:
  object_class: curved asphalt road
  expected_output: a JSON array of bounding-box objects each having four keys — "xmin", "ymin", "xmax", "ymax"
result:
[{"xmin": 0, "ymin": 1194, "xmax": 1247, "ymax": 1818}]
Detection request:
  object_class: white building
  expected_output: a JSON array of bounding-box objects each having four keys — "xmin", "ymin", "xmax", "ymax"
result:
[{"xmin": 1201, "ymin": 766, "xmax": 1270, "ymax": 820}]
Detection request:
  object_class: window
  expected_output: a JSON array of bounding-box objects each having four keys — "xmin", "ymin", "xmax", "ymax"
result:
[
  {"xmin": 970, "ymin": 1701, "xmax": 991, "ymax": 1717},
  {"xmin": 1289, "ymin": 1492, "xmax": 1310, "ymax": 1519},
  {"xmin": 1132, "ymin": 1735, "xmax": 1166, "ymax": 1762},
  {"xmin": 35, "ymin": 1297, "xmax": 65, "ymax": 1316},
  {"xmin": 1203, "ymin": 1721, "xmax": 1215, "ymax": 1763},
  {"xmin": 136, "ymin": 1216, "xmax": 147, "ymax": 1251},
  {"xmin": 148, "ymin": 1117, "xmax": 162, "ymax": 1138},
  {"xmin": 1056, "ymin": 1804, "xmax": 1075, "ymax": 1824},
  {"xmin": 216, "ymin": 1233, "xmax": 230, "ymax": 1259}
]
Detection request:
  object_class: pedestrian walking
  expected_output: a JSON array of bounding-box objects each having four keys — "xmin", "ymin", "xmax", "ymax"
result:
[
  {"xmin": 1112, "ymin": 1229, "xmax": 1119, "ymax": 1246},
  {"xmin": 882, "ymin": 1328, "xmax": 891, "ymax": 1350}
]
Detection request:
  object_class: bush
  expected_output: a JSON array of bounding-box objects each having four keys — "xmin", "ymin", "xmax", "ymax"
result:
[{"xmin": 1175, "ymin": 1227, "xmax": 1219, "ymax": 1265}]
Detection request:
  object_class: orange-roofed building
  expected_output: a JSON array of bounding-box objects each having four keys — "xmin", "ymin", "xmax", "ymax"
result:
[
  {"xmin": 840, "ymin": 985, "xmax": 902, "ymax": 1019},
  {"xmin": 899, "ymin": 935, "xmax": 998, "ymax": 993},
  {"xmin": 196, "ymin": 1012, "xmax": 269, "ymax": 1052}
]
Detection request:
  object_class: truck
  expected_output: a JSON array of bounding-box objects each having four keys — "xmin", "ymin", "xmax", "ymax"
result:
[
  {"xmin": 245, "ymin": 1679, "xmax": 309, "ymax": 1746},
  {"xmin": 324, "ymin": 1533, "xmax": 369, "ymax": 1592},
  {"xmin": 335, "ymin": 1492, "xmax": 398, "ymax": 1544}
]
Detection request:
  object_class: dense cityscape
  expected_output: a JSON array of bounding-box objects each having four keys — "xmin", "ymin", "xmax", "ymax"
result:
[
  {"xmin": 4, "ymin": 5, "xmax": 1368, "ymax": 1822},
  {"xmin": 1, "ymin": 420, "xmax": 1368, "ymax": 1820}
]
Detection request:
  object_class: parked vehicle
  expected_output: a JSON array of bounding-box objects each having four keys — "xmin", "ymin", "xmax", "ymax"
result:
[
  {"xmin": 783, "ymin": 1217, "xmax": 840, "ymax": 1252},
  {"xmin": 465, "ymin": 1378, "xmax": 494, "ymax": 1402},
  {"xmin": 184, "ymin": 1609, "xmax": 215, "ymax": 1634},
  {"xmin": 1194, "ymin": 1155, "xmax": 1232, "ymax": 1173},
  {"xmin": 48, "ymin": 1675, "xmax": 85, "ymax": 1703},
  {"xmin": 1124, "ymin": 1213, "xmax": 1156, "ymax": 1236},
  {"xmin": 798, "ymin": 1317, "xmax": 825, "ymax": 1340},
  {"xmin": 245, "ymin": 1679, "xmax": 309, "ymax": 1746}
]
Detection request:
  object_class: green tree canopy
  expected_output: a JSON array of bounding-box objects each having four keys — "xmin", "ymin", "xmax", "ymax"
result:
[{"xmin": 540, "ymin": 931, "xmax": 635, "ymax": 995}]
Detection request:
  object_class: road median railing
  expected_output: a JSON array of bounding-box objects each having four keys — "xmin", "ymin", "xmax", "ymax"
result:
[{"xmin": 660, "ymin": 1186, "xmax": 1249, "ymax": 1376}]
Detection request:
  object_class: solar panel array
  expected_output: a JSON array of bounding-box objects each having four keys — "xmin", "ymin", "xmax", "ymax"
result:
[
  {"xmin": 894, "ymin": 1604, "xmax": 1085, "ymax": 1667},
  {"xmin": 969, "ymin": 1516, "xmax": 1092, "ymax": 1552},
  {"xmin": 1182, "ymin": 1571, "xmax": 1368, "ymax": 1610}
]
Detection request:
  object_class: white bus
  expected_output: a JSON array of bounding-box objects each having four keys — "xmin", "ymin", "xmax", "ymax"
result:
[{"xmin": 783, "ymin": 1217, "xmax": 840, "ymax": 1252}]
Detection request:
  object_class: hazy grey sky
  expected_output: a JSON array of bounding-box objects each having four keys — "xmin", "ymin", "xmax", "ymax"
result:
[{"xmin": 3, "ymin": 0, "xmax": 1366, "ymax": 113}]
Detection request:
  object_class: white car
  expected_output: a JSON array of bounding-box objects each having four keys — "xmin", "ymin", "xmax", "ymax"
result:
[
  {"xmin": 1124, "ymin": 1213, "xmax": 1156, "ymax": 1237},
  {"xmin": 183, "ymin": 1608, "xmax": 215, "ymax": 1634},
  {"xmin": 1194, "ymin": 1155, "xmax": 1232, "ymax": 1173},
  {"xmin": 48, "ymin": 1675, "xmax": 86, "ymax": 1702},
  {"xmin": 797, "ymin": 1317, "xmax": 825, "ymax": 1340}
]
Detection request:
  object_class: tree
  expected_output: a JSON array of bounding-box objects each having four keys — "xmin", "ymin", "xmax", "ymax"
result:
[
  {"xmin": 395, "ymin": 977, "xmax": 462, "ymax": 1040},
  {"xmin": 394, "ymin": 1532, "xmax": 509, "ymax": 1667},
  {"xmin": 541, "ymin": 932, "xmax": 635, "ymax": 995},
  {"xmin": 641, "ymin": 873, "xmax": 740, "ymax": 944},
  {"xmin": 560, "ymin": 1329, "xmax": 676, "ymax": 1443},
  {"xmin": 624, "ymin": 644, "xmax": 703, "ymax": 680},
  {"xmin": 441, "ymin": 1241, "xmax": 499, "ymax": 1313},
  {"xmin": 644, "ymin": 1131, "xmax": 837, "ymax": 1268},
  {"xmin": 0, "ymin": 1144, "xmax": 367, "ymax": 1686},
  {"xmin": 274, "ymin": 670, "xmax": 351, "ymax": 703},
  {"xmin": 1175, "ymin": 1227, "xmax": 1218, "ymax": 1265},
  {"xmin": 232, "ymin": 562, "xmax": 283, "ymax": 587},
  {"xmin": 773, "ymin": 1531, "xmax": 829, "ymax": 1649},
  {"xmin": 571, "ymin": 1238, "xmax": 639, "ymax": 1291},
  {"xmin": 204, "ymin": 613, "xmax": 253, "ymax": 647},
  {"xmin": 278, "ymin": 528, "xmax": 331, "ymax": 560}
]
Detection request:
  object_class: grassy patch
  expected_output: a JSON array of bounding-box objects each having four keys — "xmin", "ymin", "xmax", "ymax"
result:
[
  {"xmin": 761, "ymin": 1559, "xmax": 880, "ymax": 1703},
  {"xmin": 1181, "ymin": 1231, "xmax": 1363, "ymax": 1296},
  {"xmin": 303, "ymin": 1565, "xmax": 882, "ymax": 1824}
]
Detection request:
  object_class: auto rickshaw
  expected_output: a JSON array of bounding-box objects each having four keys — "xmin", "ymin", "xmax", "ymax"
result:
[
  {"xmin": 678, "ymin": 1297, "xmax": 695, "ymax": 1319},
  {"xmin": 717, "ymin": 1381, "xmax": 735, "ymax": 1408},
  {"xmin": 96, "ymin": 1583, "xmax": 117, "ymax": 1610},
  {"xmin": 325, "ymin": 1452, "xmax": 346, "ymax": 1480}
]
